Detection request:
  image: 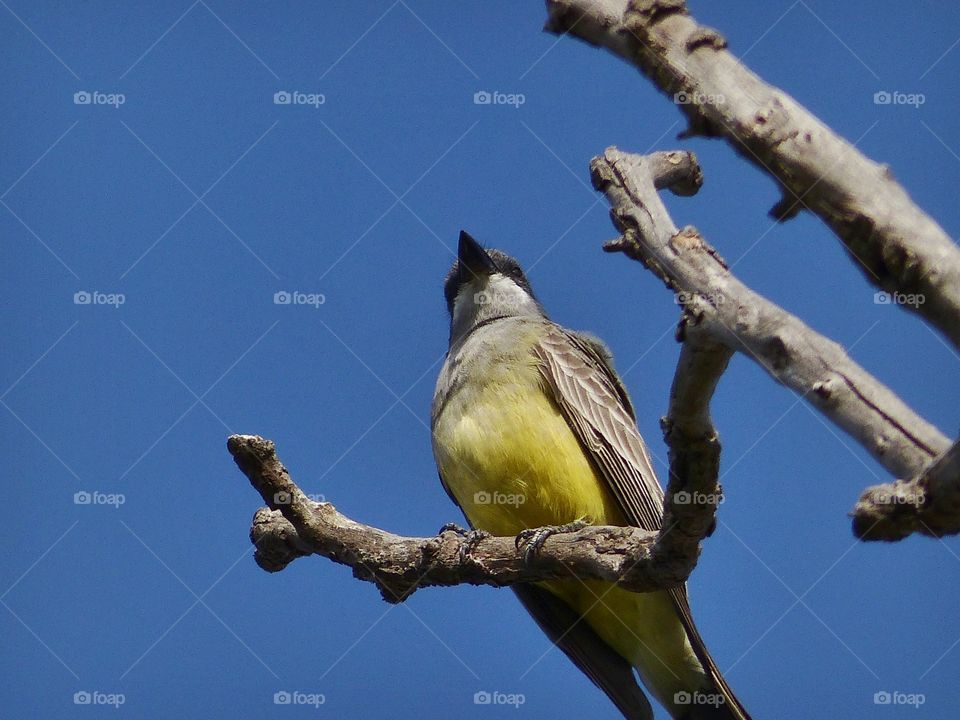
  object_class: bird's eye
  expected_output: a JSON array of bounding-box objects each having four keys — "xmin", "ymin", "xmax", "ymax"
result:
[{"xmin": 510, "ymin": 267, "xmax": 523, "ymax": 279}]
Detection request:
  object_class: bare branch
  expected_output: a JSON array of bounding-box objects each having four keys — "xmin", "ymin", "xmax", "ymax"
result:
[
  {"xmin": 852, "ymin": 440, "xmax": 960, "ymax": 541},
  {"xmin": 659, "ymin": 336, "xmax": 732, "ymax": 557},
  {"xmin": 229, "ymin": 434, "xmax": 715, "ymax": 601},
  {"xmin": 592, "ymin": 147, "xmax": 950, "ymax": 480},
  {"xmin": 545, "ymin": 0, "xmax": 960, "ymax": 348},
  {"xmin": 589, "ymin": 147, "xmax": 957, "ymax": 540}
]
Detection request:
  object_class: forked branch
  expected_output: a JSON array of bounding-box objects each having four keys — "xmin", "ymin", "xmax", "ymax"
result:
[
  {"xmin": 589, "ymin": 147, "xmax": 956, "ymax": 538},
  {"xmin": 545, "ymin": 0, "xmax": 960, "ymax": 349}
]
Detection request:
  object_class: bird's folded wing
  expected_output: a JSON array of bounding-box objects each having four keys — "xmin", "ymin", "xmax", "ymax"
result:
[
  {"xmin": 533, "ymin": 325, "xmax": 664, "ymax": 532},
  {"xmin": 533, "ymin": 324, "xmax": 751, "ymax": 720}
]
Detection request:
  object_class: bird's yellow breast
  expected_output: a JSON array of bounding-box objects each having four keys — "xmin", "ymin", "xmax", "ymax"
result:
[{"xmin": 432, "ymin": 344, "xmax": 625, "ymax": 534}]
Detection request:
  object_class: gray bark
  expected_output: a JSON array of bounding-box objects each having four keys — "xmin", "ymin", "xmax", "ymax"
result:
[
  {"xmin": 853, "ymin": 440, "xmax": 960, "ymax": 540},
  {"xmin": 230, "ymin": 410, "xmax": 723, "ymax": 599},
  {"xmin": 589, "ymin": 147, "xmax": 958, "ymax": 539},
  {"xmin": 592, "ymin": 148, "xmax": 950, "ymax": 480},
  {"xmin": 545, "ymin": 0, "xmax": 960, "ymax": 349}
]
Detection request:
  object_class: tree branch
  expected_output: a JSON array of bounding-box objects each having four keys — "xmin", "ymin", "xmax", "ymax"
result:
[
  {"xmin": 659, "ymin": 336, "xmax": 731, "ymax": 557},
  {"xmin": 589, "ymin": 147, "xmax": 955, "ymax": 537},
  {"xmin": 852, "ymin": 440, "xmax": 960, "ymax": 541},
  {"xmin": 230, "ymin": 434, "xmax": 718, "ymax": 602},
  {"xmin": 545, "ymin": 0, "xmax": 960, "ymax": 349}
]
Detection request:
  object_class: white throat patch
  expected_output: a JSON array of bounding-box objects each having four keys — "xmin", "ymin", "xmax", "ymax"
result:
[{"xmin": 450, "ymin": 273, "xmax": 540, "ymax": 343}]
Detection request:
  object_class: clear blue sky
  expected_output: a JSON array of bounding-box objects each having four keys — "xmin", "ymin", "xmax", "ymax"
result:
[{"xmin": 2, "ymin": 2, "xmax": 959, "ymax": 718}]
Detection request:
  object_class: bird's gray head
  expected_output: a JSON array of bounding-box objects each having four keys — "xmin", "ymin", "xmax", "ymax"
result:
[{"xmin": 443, "ymin": 230, "xmax": 546, "ymax": 344}]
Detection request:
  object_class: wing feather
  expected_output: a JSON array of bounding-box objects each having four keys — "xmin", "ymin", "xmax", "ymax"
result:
[
  {"xmin": 534, "ymin": 324, "xmax": 751, "ymax": 720},
  {"xmin": 533, "ymin": 327, "xmax": 664, "ymax": 532}
]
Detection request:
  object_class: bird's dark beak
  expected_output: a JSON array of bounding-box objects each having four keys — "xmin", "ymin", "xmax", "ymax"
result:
[{"xmin": 458, "ymin": 230, "xmax": 497, "ymax": 277}]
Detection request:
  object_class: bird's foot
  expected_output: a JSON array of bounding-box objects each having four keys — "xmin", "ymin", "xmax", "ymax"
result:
[
  {"xmin": 439, "ymin": 523, "xmax": 490, "ymax": 563},
  {"xmin": 438, "ymin": 522, "xmax": 469, "ymax": 536},
  {"xmin": 516, "ymin": 518, "xmax": 589, "ymax": 563}
]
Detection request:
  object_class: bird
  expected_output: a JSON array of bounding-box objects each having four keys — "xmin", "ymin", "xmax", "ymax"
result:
[{"xmin": 430, "ymin": 230, "xmax": 750, "ymax": 719}]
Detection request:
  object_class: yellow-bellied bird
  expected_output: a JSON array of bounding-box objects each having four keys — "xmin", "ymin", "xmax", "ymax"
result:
[{"xmin": 431, "ymin": 231, "xmax": 750, "ymax": 719}]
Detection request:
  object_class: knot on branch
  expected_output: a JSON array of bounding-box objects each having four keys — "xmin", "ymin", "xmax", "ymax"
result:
[
  {"xmin": 852, "ymin": 442, "xmax": 960, "ymax": 541},
  {"xmin": 685, "ymin": 26, "xmax": 727, "ymax": 51},
  {"xmin": 626, "ymin": 0, "xmax": 687, "ymax": 26},
  {"xmin": 250, "ymin": 507, "xmax": 309, "ymax": 572}
]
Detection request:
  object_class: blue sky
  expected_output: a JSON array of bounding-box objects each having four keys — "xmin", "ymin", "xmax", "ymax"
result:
[{"xmin": 2, "ymin": 1, "xmax": 959, "ymax": 718}]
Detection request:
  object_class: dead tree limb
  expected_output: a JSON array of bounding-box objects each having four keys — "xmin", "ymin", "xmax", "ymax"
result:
[
  {"xmin": 589, "ymin": 147, "xmax": 956, "ymax": 537},
  {"xmin": 545, "ymin": 0, "xmax": 960, "ymax": 349},
  {"xmin": 852, "ymin": 440, "xmax": 960, "ymax": 541},
  {"xmin": 230, "ymin": 433, "xmax": 721, "ymax": 601},
  {"xmin": 659, "ymin": 337, "xmax": 731, "ymax": 557},
  {"xmin": 593, "ymin": 148, "xmax": 950, "ymax": 477}
]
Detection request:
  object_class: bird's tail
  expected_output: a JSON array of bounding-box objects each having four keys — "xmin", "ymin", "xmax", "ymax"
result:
[{"xmin": 671, "ymin": 588, "xmax": 751, "ymax": 720}]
